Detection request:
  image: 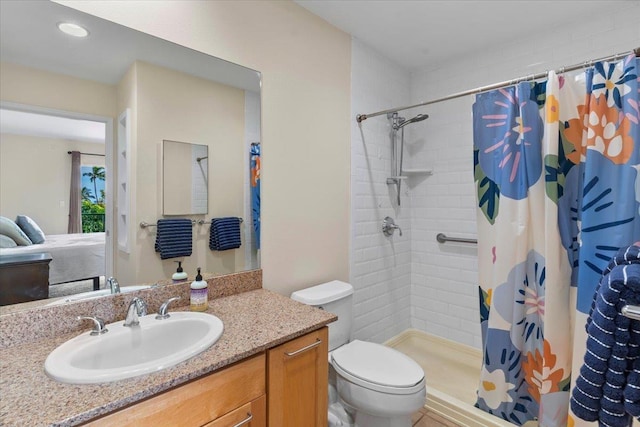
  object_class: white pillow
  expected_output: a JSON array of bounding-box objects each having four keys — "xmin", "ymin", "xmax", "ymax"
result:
[
  {"xmin": 0, "ymin": 216, "xmax": 32, "ymax": 246},
  {"xmin": 0, "ymin": 234, "xmax": 18, "ymax": 248}
]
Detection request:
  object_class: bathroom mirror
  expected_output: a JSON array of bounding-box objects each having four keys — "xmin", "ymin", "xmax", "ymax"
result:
[
  {"xmin": 163, "ymin": 140, "xmax": 209, "ymax": 215},
  {"xmin": 0, "ymin": 1, "xmax": 261, "ymax": 312}
]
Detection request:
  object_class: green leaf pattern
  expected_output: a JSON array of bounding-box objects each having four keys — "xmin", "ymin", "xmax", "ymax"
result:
[{"xmin": 474, "ymin": 147, "xmax": 500, "ymax": 224}]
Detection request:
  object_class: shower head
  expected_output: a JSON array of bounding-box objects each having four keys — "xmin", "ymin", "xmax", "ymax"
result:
[{"xmin": 395, "ymin": 113, "xmax": 429, "ymax": 129}]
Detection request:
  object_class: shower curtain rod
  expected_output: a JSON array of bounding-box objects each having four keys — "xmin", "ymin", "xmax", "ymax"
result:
[{"xmin": 356, "ymin": 47, "xmax": 640, "ymax": 123}]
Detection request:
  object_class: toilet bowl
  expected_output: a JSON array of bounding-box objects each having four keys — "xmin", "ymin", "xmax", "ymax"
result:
[{"xmin": 291, "ymin": 281, "xmax": 426, "ymax": 427}]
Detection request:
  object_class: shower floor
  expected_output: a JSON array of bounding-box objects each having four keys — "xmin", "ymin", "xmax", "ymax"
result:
[{"xmin": 386, "ymin": 329, "xmax": 516, "ymax": 427}]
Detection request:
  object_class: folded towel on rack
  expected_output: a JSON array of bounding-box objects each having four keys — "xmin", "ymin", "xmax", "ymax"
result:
[
  {"xmin": 154, "ymin": 218, "xmax": 192, "ymax": 260},
  {"xmin": 571, "ymin": 244, "xmax": 640, "ymax": 426},
  {"xmin": 209, "ymin": 217, "xmax": 241, "ymax": 251}
]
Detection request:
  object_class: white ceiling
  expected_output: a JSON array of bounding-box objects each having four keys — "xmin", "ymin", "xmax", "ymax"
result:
[
  {"xmin": 0, "ymin": 0, "xmax": 260, "ymax": 89},
  {"xmin": 295, "ymin": 0, "xmax": 633, "ymax": 70},
  {"xmin": 0, "ymin": 109, "xmax": 106, "ymax": 144}
]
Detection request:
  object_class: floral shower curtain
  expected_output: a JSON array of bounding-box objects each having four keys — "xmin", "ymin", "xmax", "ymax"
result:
[
  {"xmin": 473, "ymin": 54, "xmax": 640, "ymax": 426},
  {"xmin": 250, "ymin": 142, "xmax": 261, "ymax": 250}
]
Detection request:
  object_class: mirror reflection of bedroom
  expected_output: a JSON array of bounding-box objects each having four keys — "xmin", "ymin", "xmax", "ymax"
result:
[
  {"xmin": 0, "ymin": 107, "xmax": 110, "ymax": 305},
  {"xmin": 0, "ymin": 1, "xmax": 262, "ymax": 309}
]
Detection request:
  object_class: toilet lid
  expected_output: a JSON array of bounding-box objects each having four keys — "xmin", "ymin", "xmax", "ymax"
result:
[{"xmin": 331, "ymin": 340, "xmax": 425, "ymax": 394}]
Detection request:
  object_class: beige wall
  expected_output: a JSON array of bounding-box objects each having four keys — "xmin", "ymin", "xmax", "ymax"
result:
[
  {"xmin": 132, "ymin": 61, "xmax": 246, "ymax": 283},
  {"xmin": 59, "ymin": 0, "xmax": 352, "ymax": 296},
  {"xmin": 0, "ymin": 62, "xmax": 116, "ymax": 118},
  {"xmin": 0, "ymin": 134, "xmax": 104, "ymax": 235}
]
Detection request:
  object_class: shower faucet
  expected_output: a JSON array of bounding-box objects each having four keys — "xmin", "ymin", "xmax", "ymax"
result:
[{"xmin": 382, "ymin": 216, "xmax": 403, "ymax": 237}]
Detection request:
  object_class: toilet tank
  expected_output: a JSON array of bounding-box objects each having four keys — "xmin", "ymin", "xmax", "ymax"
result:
[{"xmin": 291, "ymin": 280, "xmax": 354, "ymax": 352}]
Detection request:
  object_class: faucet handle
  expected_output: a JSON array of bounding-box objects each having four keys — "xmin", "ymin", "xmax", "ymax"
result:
[
  {"xmin": 77, "ymin": 316, "xmax": 108, "ymax": 336},
  {"xmin": 156, "ymin": 296, "xmax": 181, "ymax": 320}
]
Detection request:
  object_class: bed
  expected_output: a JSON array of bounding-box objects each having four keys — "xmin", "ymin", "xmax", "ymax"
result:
[{"xmin": 0, "ymin": 232, "xmax": 105, "ymax": 286}]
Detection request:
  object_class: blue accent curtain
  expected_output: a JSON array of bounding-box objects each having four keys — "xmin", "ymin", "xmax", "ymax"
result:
[{"xmin": 250, "ymin": 143, "xmax": 261, "ymax": 250}]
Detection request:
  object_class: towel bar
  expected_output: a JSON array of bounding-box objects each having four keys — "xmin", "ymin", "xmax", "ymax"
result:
[
  {"xmin": 622, "ymin": 305, "xmax": 640, "ymax": 321},
  {"xmin": 198, "ymin": 218, "xmax": 243, "ymax": 225},
  {"xmin": 140, "ymin": 220, "xmax": 196, "ymax": 229},
  {"xmin": 436, "ymin": 233, "xmax": 477, "ymax": 245}
]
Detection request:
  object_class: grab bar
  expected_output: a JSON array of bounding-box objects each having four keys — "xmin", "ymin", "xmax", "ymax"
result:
[
  {"xmin": 436, "ymin": 233, "xmax": 477, "ymax": 245},
  {"xmin": 622, "ymin": 305, "xmax": 640, "ymax": 321}
]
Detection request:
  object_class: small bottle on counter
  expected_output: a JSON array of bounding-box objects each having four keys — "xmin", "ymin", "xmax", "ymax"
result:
[
  {"xmin": 172, "ymin": 261, "xmax": 188, "ymax": 283},
  {"xmin": 190, "ymin": 267, "xmax": 208, "ymax": 312}
]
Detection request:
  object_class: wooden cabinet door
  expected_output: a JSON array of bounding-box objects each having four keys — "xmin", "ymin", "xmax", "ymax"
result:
[
  {"xmin": 267, "ymin": 327, "xmax": 328, "ymax": 427},
  {"xmin": 84, "ymin": 353, "xmax": 265, "ymax": 427},
  {"xmin": 203, "ymin": 395, "xmax": 266, "ymax": 427}
]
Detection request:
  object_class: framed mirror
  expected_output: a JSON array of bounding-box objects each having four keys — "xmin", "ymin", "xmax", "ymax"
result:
[
  {"xmin": 0, "ymin": 1, "xmax": 261, "ymax": 311},
  {"xmin": 163, "ymin": 140, "xmax": 209, "ymax": 215}
]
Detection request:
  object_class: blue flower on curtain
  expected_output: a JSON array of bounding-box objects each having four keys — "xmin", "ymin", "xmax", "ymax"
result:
[
  {"xmin": 574, "ymin": 151, "xmax": 640, "ymax": 311},
  {"xmin": 492, "ymin": 250, "xmax": 546, "ymax": 353},
  {"xmin": 476, "ymin": 329, "xmax": 537, "ymax": 424},
  {"xmin": 473, "ymin": 82, "xmax": 544, "ymax": 200},
  {"xmin": 592, "ymin": 60, "xmax": 637, "ymax": 109},
  {"xmin": 558, "ymin": 154, "xmax": 640, "ymax": 299}
]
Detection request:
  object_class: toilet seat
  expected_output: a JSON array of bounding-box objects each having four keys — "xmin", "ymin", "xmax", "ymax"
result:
[{"xmin": 331, "ymin": 340, "xmax": 425, "ymax": 395}]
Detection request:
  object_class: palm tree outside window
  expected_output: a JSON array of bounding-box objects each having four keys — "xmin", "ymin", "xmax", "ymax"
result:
[{"xmin": 81, "ymin": 166, "xmax": 106, "ymax": 233}]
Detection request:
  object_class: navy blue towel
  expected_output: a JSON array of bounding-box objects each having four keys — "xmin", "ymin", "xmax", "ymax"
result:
[
  {"xmin": 571, "ymin": 244, "xmax": 640, "ymax": 426},
  {"xmin": 209, "ymin": 217, "xmax": 241, "ymax": 251},
  {"xmin": 154, "ymin": 218, "xmax": 193, "ymax": 260}
]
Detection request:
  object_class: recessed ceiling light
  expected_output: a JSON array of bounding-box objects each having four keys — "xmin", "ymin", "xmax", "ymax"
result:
[{"xmin": 57, "ymin": 22, "xmax": 89, "ymax": 38}]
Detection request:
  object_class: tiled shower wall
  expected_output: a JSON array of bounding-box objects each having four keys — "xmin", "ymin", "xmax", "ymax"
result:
[
  {"xmin": 408, "ymin": 4, "xmax": 640, "ymax": 348},
  {"xmin": 350, "ymin": 38, "xmax": 413, "ymax": 343},
  {"xmin": 351, "ymin": 4, "xmax": 640, "ymax": 348}
]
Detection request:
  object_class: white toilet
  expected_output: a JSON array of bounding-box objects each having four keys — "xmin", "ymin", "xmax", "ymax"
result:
[{"xmin": 291, "ymin": 280, "xmax": 426, "ymax": 427}]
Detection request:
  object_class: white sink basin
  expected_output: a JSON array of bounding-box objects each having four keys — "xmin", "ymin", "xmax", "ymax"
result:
[
  {"xmin": 45, "ymin": 311, "xmax": 223, "ymax": 384},
  {"xmin": 46, "ymin": 285, "xmax": 152, "ymax": 306}
]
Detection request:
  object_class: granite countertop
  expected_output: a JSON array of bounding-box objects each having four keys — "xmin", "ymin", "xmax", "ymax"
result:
[{"xmin": 0, "ymin": 289, "xmax": 336, "ymax": 427}]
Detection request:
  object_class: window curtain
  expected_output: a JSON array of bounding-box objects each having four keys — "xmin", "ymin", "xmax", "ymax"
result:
[
  {"xmin": 473, "ymin": 54, "xmax": 640, "ymax": 426},
  {"xmin": 68, "ymin": 150, "xmax": 82, "ymax": 234}
]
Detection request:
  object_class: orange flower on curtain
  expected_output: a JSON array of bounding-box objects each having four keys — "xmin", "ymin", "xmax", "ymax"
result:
[
  {"xmin": 522, "ymin": 340, "xmax": 567, "ymax": 403},
  {"xmin": 585, "ymin": 94, "xmax": 634, "ymax": 164}
]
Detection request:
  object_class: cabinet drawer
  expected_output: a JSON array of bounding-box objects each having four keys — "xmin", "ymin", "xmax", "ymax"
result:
[
  {"xmin": 203, "ymin": 394, "xmax": 266, "ymax": 427},
  {"xmin": 84, "ymin": 353, "xmax": 265, "ymax": 427}
]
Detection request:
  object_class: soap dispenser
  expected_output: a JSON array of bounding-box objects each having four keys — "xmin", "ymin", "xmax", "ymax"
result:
[
  {"xmin": 190, "ymin": 268, "xmax": 208, "ymax": 312},
  {"xmin": 172, "ymin": 261, "xmax": 188, "ymax": 283}
]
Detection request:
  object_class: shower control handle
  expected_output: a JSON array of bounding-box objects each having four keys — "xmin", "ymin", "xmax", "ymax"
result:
[{"xmin": 382, "ymin": 216, "xmax": 402, "ymax": 237}]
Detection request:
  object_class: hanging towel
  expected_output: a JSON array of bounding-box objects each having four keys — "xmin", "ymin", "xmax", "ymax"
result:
[
  {"xmin": 571, "ymin": 244, "xmax": 640, "ymax": 427},
  {"xmin": 209, "ymin": 217, "xmax": 241, "ymax": 251},
  {"xmin": 154, "ymin": 218, "xmax": 193, "ymax": 260}
]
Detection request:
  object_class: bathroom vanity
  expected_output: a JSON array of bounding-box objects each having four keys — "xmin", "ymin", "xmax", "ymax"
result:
[
  {"xmin": 0, "ymin": 272, "xmax": 335, "ymax": 427},
  {"xmin": 84, "ymin": 328, "xmax": 328, "ymax": 427}
]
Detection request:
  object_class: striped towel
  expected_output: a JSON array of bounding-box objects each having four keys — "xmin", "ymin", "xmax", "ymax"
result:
[
  {"xmin": 154, "ymin": 218, "xmax": 193, "ymax": 260},
  {"xmin": 571, "ymin": 244, "xmax": 640, "ymax": 426},
  {"xmin": 209, "ymin": 217, "xmax": 241, "ymax": 251}
]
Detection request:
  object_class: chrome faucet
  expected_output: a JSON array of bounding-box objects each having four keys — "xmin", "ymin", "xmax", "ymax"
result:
[
  {"xmin": 107, "ymin": 277, "xmax": 121, "ymax": 294},
  {"xmin": 123, "ymin": 297, "xmax": 147, "ymax": 327}
]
